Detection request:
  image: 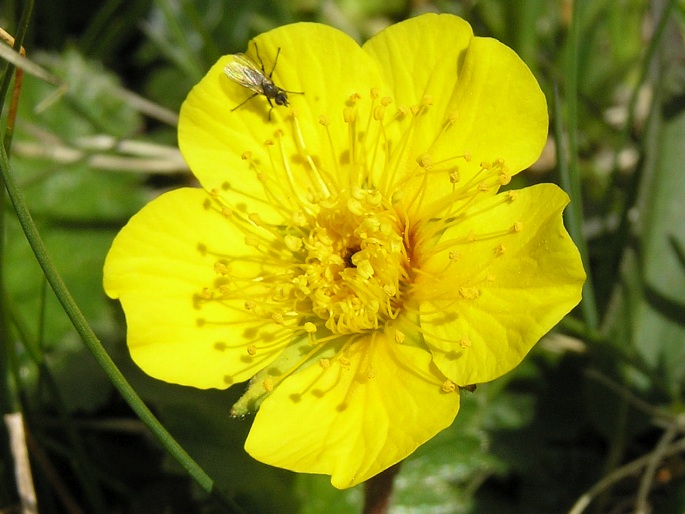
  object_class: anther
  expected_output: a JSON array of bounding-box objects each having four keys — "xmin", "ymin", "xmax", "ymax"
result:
[
  {"xmin": 383, "ymin": 284, "xmax": 397, "ymax": 296},
  {"xmin": 442, "ymin": 380, "xmax": 456, "ymax": 393},
  {"xmin": 241, "ymin": 151, "xmax": 253, "ymax": 160},
  {"xmin": 263, "ymin": 379, "xmax": 274, "ymax": 392},
  {"xmin": 214, "ymin": 262, "xmax": 229, "ymax": 275},
  {"xmin": 421, "ymin": 95, "xmax": 433, "ymax": 106},
  {"xmin": 319, "ymin": 358, "xmax": 331, "ymax": 369},
  {"xmin": 356, "ymin": 260, "xmax": 374, "ymax": 280},
  {"xmin": 381, "ymin": 96, "xmax": 392, "ymax": 106},
  {"xmin": 247, "ymin": 344, "xmax": 257, "ymax": 356},
  {"xmin": 248, "ymin": 212, "xmax": 263, "ymax": 226},
  {"xmin": 513, "ymin": 221, "xmax": 523, "ymax": 233},
  {"xmin": 416, "ymin": 153, "xmax": 433, "ymax": 168},
  {"xmin": 284, "ymin": 234, "xmax": 303, "ymax": 252},
  {"xmin": 459, "ymin": 287, "xmax": 480, "ymax": 299},
  {"xmin": 459, "ymin": 337, "xmax": 472, "ymax": 348},
  {"xmin": 244, "ymin": 234, "xmax": 261, "ymax": 248},
  {"xmin": 304, "ymin": 321, "xmax": 317, "ymax": 333},
  {"xmin": 319, "ymin": 115, "xmax": 330, "ymax": 126},
  {"xmin": 347, "ymin": 197, "xmax": 364, "ymax": 216},
  {"xmin": 495, "ymin": 244, "xmax": 506, "ymax": 257},
  {"xmin": 370, "ymin": 87, "xmax": 379, "ymax": 99}
]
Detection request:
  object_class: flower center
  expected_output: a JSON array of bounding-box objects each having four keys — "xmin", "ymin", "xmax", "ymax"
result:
[{"xmin": 297, "ymin": 188, "xmax": 407, "ymax": 334}]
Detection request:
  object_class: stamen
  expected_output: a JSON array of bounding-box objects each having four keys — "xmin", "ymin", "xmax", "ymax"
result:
[{"xmin": 291, "ymin": 113, "xmax": 333, "ymax": 198}]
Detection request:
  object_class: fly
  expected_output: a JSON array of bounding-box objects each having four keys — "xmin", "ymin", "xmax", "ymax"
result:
[{"xmin": 224, "ymin": 43, "xmax": 302, "ymax": 120}]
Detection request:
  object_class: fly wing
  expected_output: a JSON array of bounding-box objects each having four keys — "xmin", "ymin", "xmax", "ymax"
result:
[{"xmin": 223, "ymin": 53, "xmax": 266, "ymax": 92}]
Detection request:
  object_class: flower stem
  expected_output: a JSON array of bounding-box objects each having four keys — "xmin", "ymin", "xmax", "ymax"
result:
[{"xmin": 362, "ymin": 462, "xmax": 402, "ymax": 514}]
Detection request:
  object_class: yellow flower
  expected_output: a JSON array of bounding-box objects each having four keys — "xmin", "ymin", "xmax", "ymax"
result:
[{"xmin": 104, "ymin": 14, "xmax": 585, "ymax": 488}]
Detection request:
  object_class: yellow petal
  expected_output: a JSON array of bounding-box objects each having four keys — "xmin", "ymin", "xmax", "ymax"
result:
[
  {"xmin": 244, "ymin": 333, "xmax": 460, "ymax": 489},
  {"xmin": 363, "ymin": 13, "xmax": 473, "ymax": 143},
  {"xmin": 415, "ymin": 184, "xmax": 585, "ymax": 385},
  {"xmin": 364, "ymin": 14, "xmax": 547, "ymax": 200},
  {"xmin": 103, "ymin": 188, "xmax": 291, "ymax": 388},
  {"xmin": 178, "ymin": 23, "xmax": 383, "ymax": 222},
  {"xmin": 442, "ymin": 36, "xmax": 549, "ymax": 175}
]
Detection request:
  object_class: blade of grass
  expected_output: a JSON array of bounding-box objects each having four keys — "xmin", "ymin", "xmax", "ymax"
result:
[
  {"xmin": 557, "ymin": 0, "xmax": 599, "ymax": 332},
  {"xmin": 0, "ymin": 142, "xmax": 246, "ymax": 514}
]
